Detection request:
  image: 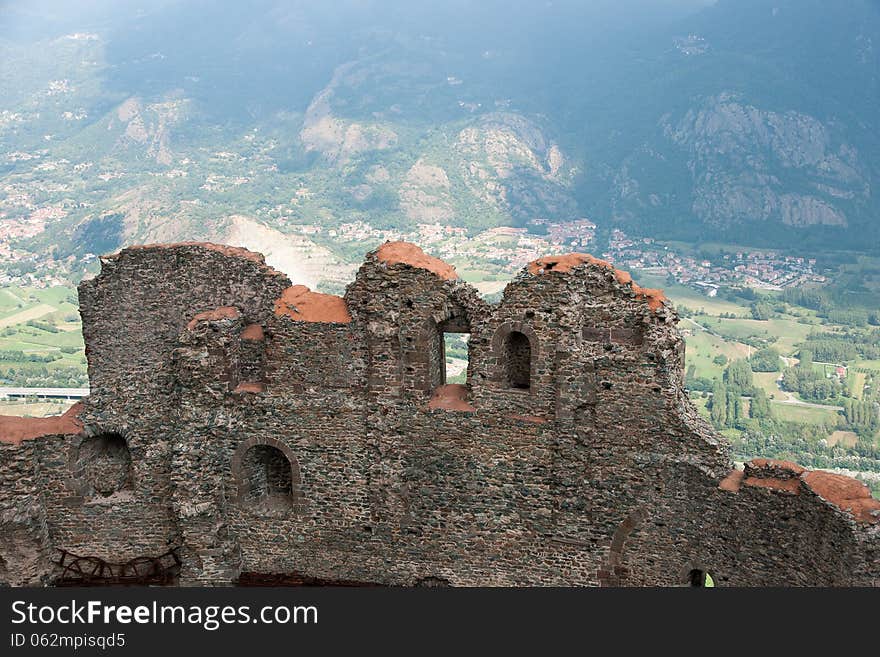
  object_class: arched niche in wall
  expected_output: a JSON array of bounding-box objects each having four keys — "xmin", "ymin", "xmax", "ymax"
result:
[
  {"xmin": 69, "ymin": 432, "xmax": 133, "ymax": 500},
  {"xmin": 680, "ymin": 564, "xmax": 719, "ymax": 588},
  {"xmin": 598, "ymin": 507, "xmax": 646, "ymax": 587},
  {"xmin": 231, "ymin": 436, "xmax": 302, "ymax": 517},
  {"xmin": 490, "ymin": 322, "xmax": 539, "ymax": 393}
]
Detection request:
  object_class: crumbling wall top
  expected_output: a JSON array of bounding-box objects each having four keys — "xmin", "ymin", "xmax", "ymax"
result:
[
  {"xmin": 0, "ymin": 402, "xmax": 84, "ymax": 446},
  {"xmin": 719, "ymin": 458, "xmax": 880, "ymax": 524},
  {"xmin": 803, "ymin": 471, "xmax": 880, "ymax": 524},
  {"xmin": 106, "ymin": 242, "xmax": 282, "ymax": 275},
  {"xmin": 526, "ymin": 252, "xmax": 668, "ymax": 312}
]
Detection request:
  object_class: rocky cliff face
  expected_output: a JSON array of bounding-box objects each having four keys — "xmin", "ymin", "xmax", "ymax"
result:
[{"xmin": 663, "ymin": 94, "xmax": 868, "ymax": 228}]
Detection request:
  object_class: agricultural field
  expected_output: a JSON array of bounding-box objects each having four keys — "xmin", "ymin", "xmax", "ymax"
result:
[
  {"xmin": 752, "ymin": 372, "xmax": 784, "ymax": 400},
  {"xmin": 770, "ymin": 402, "xmax": 840, "ymax": 425},
  {"xmin": 0, "ymin": 285, "xmax": 87, "ymax": 391},
  {"xmin": 0, "ymin": 399, "xmax": 75, "ymax": 418},
  {"xmin": 828, "ymin": 430, "xmax": 859, "ymax": 448},
  {"xmin": 680, "ymin": 325, "xmax": 750, "ymax": 379},
  {"xmin": 696, "ymin": 316, "xmax": 814, "ymax": 355},
  {"xmin": 847, "ymin": 371, "xmax": 867, "ymax": 399}
]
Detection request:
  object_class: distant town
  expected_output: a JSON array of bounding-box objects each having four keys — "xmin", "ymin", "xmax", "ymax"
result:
[
  {"xmin": 603, "ymin": 229, "xmax": 828, "ymax": 294},
  {"xmin": 0, "ymin": 188, "xmax": 831, "ymax": 294}
]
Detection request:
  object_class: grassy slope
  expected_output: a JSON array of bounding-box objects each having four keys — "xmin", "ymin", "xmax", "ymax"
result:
[{"xmin": 0, "ymin": 286, "xmax": 85, "ymax": 382}]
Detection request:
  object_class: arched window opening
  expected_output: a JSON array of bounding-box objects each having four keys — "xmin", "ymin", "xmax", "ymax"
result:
[
  {"xmin": 503, "ymin": 330, "xmax": 531, "ymax": 389},
  {"xmin": 76, "ymin": 433, "xmax": 132, "ymax": 497},
  {"xmin": 240, "ymin": 445, "xmax": 295, "ymax": 513},
  {"xmin": 688, "ymin": 569, "xmax": 715, "ymax": 587}
]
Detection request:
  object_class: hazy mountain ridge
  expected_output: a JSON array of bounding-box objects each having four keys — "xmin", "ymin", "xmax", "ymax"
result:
[{"xmin": 1, "ymin": 0, "xmax": 879, "ymax": 274}]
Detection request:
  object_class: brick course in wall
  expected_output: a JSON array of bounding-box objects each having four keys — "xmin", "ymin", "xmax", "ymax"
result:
[{"xmin": 0, "ymin": 241, "xmax": 878, "ymax": 586}]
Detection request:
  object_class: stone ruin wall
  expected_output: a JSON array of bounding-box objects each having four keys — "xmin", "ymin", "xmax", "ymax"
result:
[{"xmin": 0, "ymin": 241, "xmax": 877, "ymax": 586}]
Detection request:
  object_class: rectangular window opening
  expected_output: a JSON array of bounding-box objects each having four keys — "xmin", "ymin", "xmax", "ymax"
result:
[{"xmin": 443, "ymin": 332, "xmax": 470, "ymax": 385}]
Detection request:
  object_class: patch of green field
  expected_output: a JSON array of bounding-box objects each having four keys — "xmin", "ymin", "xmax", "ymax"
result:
[
  {"xmin": 0, "ymin": 399, "xmax": 75, "ymax": 418},
  {"xmin": 454, "ymin": 266, "xmax": 508, "ymax": 283},
  {"xmin": 696, "ymin": 316, "xmax": 812, "ymax": 354},
  {"xmin": 0, "ymin": 290, "xmax": 24, "ymax": 312},
  {"xmin": 0, "ymin": 286, "xmax": 86, "ymax": 386},
  {"xmin": 689, "ymin": 394, "xmax": 712, "ymax": 419},
  {"xmin": 828, "ymin": 430, "xmax": 858, "ymax": 448},
  {"xmin": 847, "ymin": 371, "xmax": 866, "ymax": 399},
  {"xmin": 683, "ymin": 325, "xmax": 750, "ymax": 379},
  {"xmin": 752, "ymin": 371, "xmax": 783, "ymax": 400},
  {"xmin": 809, "ymin": 362, "xmax": 847, "ymax": 385},
  {"xmin": 631, "ymin": 272, "xmax": 748, "ymax": 316},
  {"xmin": 770, "ymin": 402, "xmax": 840, "ymax": 425},
  {"xmin": 853, "ymin": 359, "xmax": 880, "ymax": 374}
]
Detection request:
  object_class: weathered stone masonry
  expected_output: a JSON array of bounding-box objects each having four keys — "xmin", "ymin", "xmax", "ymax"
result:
[{"xmin": 1, "ymin": 241, "xmax": 878, "ymax": 586}]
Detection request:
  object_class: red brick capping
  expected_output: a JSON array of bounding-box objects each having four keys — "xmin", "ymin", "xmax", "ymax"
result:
[
  {"xmin": 528, "ymin": 253, "xmax": 614, "ymax": 275},
  {"xmin": 0, "ymin": 402, "xmax": 84, "ymax": 446},
  {"xmin": 186, "ymin": 306, "xmax": 240, "ymax": 330},
  {"xmin": 802, "ymin": 471, "xmax": 880, "ymax": 524},
  {"xmin": 231, "ymin": 436, "xmax": 302, "ymax": 512},
  {"xmin": 718, "ymin": 469, "xmax": 744, "ymax": 492},
  {"xmin": 274, "ymin": 285, "xmax": 352, "ymax": 323},
  {"xmin": 747, "ymin": 458, "xmax": 805, "ymax": 476},
  {"xmin": 743, "ymin": 477, "xmax": 801, "ymax": 495},
  {"xmin": 374, "ymin": 241, "xmax": 458, "ymax": 281},
  {"xmin": 527, "ymin": 252, "xmax": 667, "ymax": 311}
]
